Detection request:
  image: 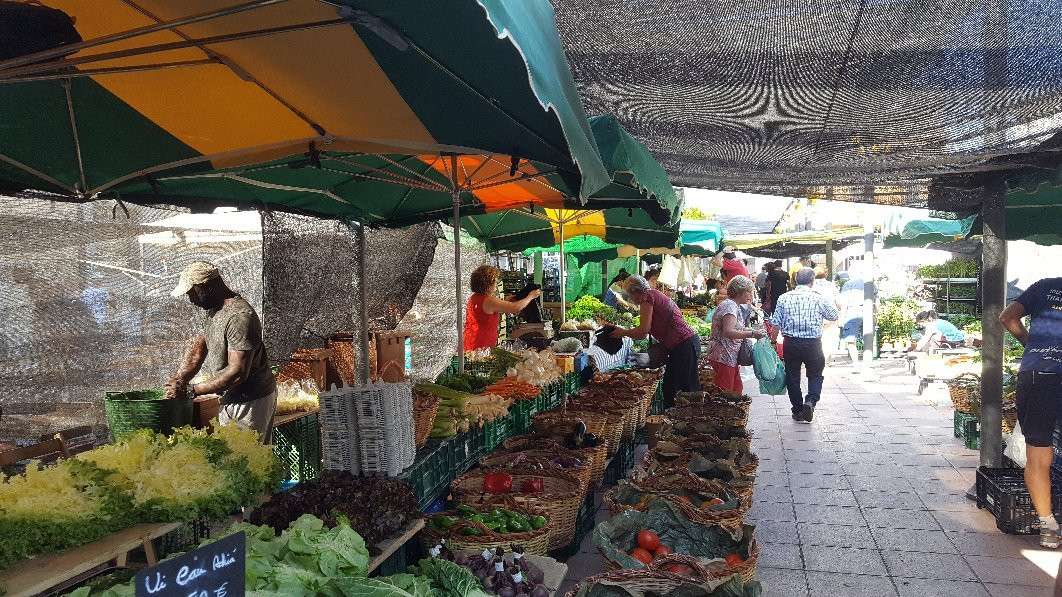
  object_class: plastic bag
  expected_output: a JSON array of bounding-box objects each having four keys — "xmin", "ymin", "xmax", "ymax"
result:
[
  {"xmin": 751, "ymin": 338, "xmax": 779, "ymax": 381},
  {"xmin": 758, "ymin": 362, "xmax": 787, "ymax": 396},
  {"xmin": 1004, "ymin": 421, "xmax": 1027, "ymax": 467}
]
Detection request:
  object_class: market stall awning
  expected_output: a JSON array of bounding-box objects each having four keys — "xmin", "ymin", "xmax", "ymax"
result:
[
  {"xmin": 466, "ymin": 206, "xmax": 681, "ymax": 253},
  {"xmin": 0, "ymin": 1, "xmax": 612, "ymax": 223},
  {"xmin": 517, "ymin": 219, "xmax": 724, "ymax": 266},
  {"xmin": 882, "ymin": 212, "xmax": 979, "ymax": 248},
  {"xmin": 1002, "ymin": 170, "xmax": 1062, "ymax": 246},
  {"xmin": 727, "ymin": 227, "xmax": 864, "ymax": 258}
]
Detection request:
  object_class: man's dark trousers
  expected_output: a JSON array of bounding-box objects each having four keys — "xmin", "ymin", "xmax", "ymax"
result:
[{"xmin": 782, "ymin": 336, "xmax": 826, "ymax": 413}]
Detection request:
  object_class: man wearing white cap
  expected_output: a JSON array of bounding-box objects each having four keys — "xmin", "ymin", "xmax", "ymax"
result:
[{"xmin": 164, "ymin": 261, "xmax": 277, "ymax": 442}]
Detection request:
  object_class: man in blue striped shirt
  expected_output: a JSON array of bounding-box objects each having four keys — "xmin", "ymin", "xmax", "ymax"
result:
[{"xmin": 770, "ymin": 267, "xmax": 840, "ymax": 422}]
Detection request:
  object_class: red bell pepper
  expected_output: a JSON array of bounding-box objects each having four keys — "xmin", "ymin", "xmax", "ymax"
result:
[
  {"xmin": 521, "ymin": 477, "xmax": 544, "ymax": 493},
  {"xmin": 483, "ymin": 471, "xmax": 513, "ymax": 493}
]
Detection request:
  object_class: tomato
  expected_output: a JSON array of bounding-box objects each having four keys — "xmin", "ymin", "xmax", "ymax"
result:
[
  {"xmin": 725, "ymin": 554, "xmax": 745, "ymax": 567},
  {"xmin": 630, "ymin": 547, "xmax": 653, "ymax": 564},
  {"xmin": 637, "ymin": 530, "xmax": 661, "ymax": 551},
  {"xmin": 702, "ymin": 497, "xmax": 725, "ymax": 509},
  {"xmin": 653, "ymin": 545, "xmax": 672, "ymax": 557},
  {"xmin": 665, "ymin": 564, "xmax": 691, "ymax": 575}
]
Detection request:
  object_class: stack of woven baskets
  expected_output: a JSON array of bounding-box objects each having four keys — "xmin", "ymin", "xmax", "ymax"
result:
[{"xmin": 589, "ymin": 383, "xmax": 761, "ymax": 592}]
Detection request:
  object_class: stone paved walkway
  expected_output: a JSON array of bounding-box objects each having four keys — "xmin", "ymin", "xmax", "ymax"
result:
[{"xmin": 558, "ymin": 362, "xmax": 1062, "ymax": 596}]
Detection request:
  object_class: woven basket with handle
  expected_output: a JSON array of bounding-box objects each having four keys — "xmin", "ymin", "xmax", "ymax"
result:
[
  {"xmin": 419, "ymin": 494, "xmax": 552, "ymax": 556},
  {"xmin": 479, "ymin": 448, "xmax": 593, "ymax": 491},
  {"xmin": 412, "ymin": 389, "xmax": 440, "ymax": 450},
  {"xmin": 451, "ymin": 466, "xmax": 584, "ymax": 549},
  {"xmin": 602, "ymin": 471, "xmax": 748, "ymax": 530},
  {"xmin": 501, "ymin": 434, "xmax": 608, "ymax": 482},
  {"xmin": 947, "ymin": 372, "xmax": 981, "ymax": 414},
  {"xmin": 565, "ymin": 553, "xmax": 743, "ymax": 597}
]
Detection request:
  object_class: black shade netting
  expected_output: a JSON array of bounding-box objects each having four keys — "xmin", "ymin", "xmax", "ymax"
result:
[{"xmin": 551, "ymin": 0, "xmax": 1062, "ymax": 205}]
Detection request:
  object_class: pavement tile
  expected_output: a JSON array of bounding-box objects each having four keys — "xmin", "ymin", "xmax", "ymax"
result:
[
  {"xmin": 805, "ymin": 572, "xmax": 898, "ymax": 596},
  {"xmin": 966, "ymin": 554, "xmax": 1061, "ymax": 587},
  {"xmin": 862, "ymin": 507, "xmax": 941, "ymax": 530},
  {"xmin": 758, "ymin": 541, "xmax": 804, "ymax": 569},
  {"xmin": 788, "ymin": 473, "xmax": 851, "ymax": 490},
  {"xmin": 931, "ymin": 509, "xmax": 1001, "ymax": 533},
  {"xmin": 796, "ymin": 522, "xmax": 875, "ymax": 548},
  {"xmin": 745, "ymin": 500, "xmax": 797, "ymax": 523},
  {"xmin": 853, "ymin": 490, "xmax": 921, "ymax": 510},
  {"xmin": 842, "ymin": 462, "xmax": 907, "ymax": 478},
  {"xmin": 787, "ymin": 460, "xmax": 843, "ymax": 475},
  {"xmin": 802, "ymin": 546, "xmax": 889, "ymax": 575},
  {"xmin": 918, "ymin": 490, "xmax": 978, "ymax": 512},
  {"xmin": 871, "ymin": 527, "xmax": 957, "ymax": 553},
  {"xmin": 791, "ymin": 488, "xmax": 859, "ymax": 507},
  {"xmin": 752, "ymin": 519, "xmax": 801, "ymax": 544},
  {"xmin": 795, "ymin": 504, "xmax": 866, "ymax": 526},
  {"xmin": 893, "ymin": 577, "xmax": 991, "ymax": 597},
  {"xmin": 984, "ymin": 583, "xmax": 1060, "ymax": 597},
  {"xmin": 881, "ymin": 550, "xmax": 977, "ymax": 581},
  {"xmin": 753, "ymin": 484, "xmax": 794, "ymax": 504},
  {"xmin": 847, "ymin": 476, "xmax": 915, "ymax": 493},
  {"xmin": 946, "ymin": 530, "xmax": 1045, "ymax": 558},
  {"xmin": 755, "ymin": 567, "xmax": 809, "ymax": 596}
]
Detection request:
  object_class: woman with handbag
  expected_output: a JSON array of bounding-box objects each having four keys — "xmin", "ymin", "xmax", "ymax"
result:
[
  {"xmin": 706, "ymin": 275, "xmax": 766, "ymax": 393},
  {"xmin": 608, "ymin": 274, "xmax": 700, "ymax": 408}
]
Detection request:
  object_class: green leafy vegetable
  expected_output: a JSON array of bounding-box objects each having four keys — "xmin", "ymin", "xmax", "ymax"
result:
[{"xmin": 410, "ymin": 557, "xmax": 491, "ymax": 597}]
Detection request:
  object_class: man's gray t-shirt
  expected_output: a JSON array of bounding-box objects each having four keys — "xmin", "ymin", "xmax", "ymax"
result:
[{"xmin": 202, "ymin": 297, "xmax": 276, "ymax": 405}]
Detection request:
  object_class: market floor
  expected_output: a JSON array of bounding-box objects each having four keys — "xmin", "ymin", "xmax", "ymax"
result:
[{"xmin": 557, "ymin": 362, "xmax": 1062, "ymax": 597}]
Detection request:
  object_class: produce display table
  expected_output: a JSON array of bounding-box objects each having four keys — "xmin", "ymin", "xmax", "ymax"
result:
[
  {"xmin": 273, "ymin": 407, "xmax": 319, "ymax": 428},
  {"xmin": 0, "ymin": 521, "xmax": 181, "ymax": 597},
  {"xmin": 368, "ymin": 519, "xmax": 425, "ymax": 574}
]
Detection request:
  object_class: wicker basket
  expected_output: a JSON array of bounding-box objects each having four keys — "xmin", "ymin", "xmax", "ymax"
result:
[
  {"xmin": 564, "ymin": 554, "xmax": 740, "ymax": 597},
  {"xmin": 420, "ymin": 495, "xmax": 553, "ymax": 556},
  {"xmin": 569, "ymin": 399, "xmax": 634, "ymax": 444},
  {"xmin": 451, "ymin": 467, "xmax": 584, "ymax": 549},
  {"xmin": 638, "ymin": 455, "xmax": 757, "ymax": 502},
  {"xmin": 666, "ymin": 403, "xmax": 749, "ymax": 428},
  {"xmin": 502, "ymin": 434, "xmax": 608, "ymax": 482},
  {"xmin": 655, "ymin": 435, "xmax": 759, "ymax": 476},
  {"xmin": 602, "ymin": 475, "xmax": 747, "ymax": 530},
  {"xmin": 538, "ymin": 408, "xmax": 623, "ymax": 456},
  {"xmin": 1002, "ymin": 404, "xmax": 1018, "ymax": 435},
  {"xmin": 412, "ymin": 389, "xmax": 440, "ymax": 450},
  {"xmin": 479, "ymin": 449, "xmax": 593, "ymax": 491},
  {"xmin": 600, "ymin": 544, "xmax": 759, "ymax": 585},
  {"xmin": 948, "ymin": 373, "xmax": 981, "ymax": 414}
]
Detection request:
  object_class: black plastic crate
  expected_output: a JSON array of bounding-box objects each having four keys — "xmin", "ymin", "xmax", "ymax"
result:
[
  {"xmin": 550, "ymin": 491, "xmax": 596, "ymax": 560},
  {"xmin": 155, "ymin": 518, "xmax": 211, "ymax": 560},
  {"xmin": 976, "ymin": 466, "xmax": 1061, "ymax": 535},
  {"xmin": 603, "ymin": 441, "xmax": 636, "ymax": 486},
  {"xmin": 272, "ymin": 412, "xmax": 321, "ymax": 483}
]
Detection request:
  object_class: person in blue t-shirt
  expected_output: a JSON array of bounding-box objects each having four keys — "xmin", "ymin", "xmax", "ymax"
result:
[
  {"xmin": 1000, "ymin": 278, "xmax": 1062, "ymax": 548},
  {"xmin": 913, "ymin": 310, "xmax": 965, "ymax": 352}
]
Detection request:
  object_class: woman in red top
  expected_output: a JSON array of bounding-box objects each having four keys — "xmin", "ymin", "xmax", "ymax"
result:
[
  {"xmin": 463, "ymin": 265, "xmax": 541, "ymax": 351},
  {"xmin": 609, "ymin": 274, "xmax": 701, "ymax": 407}
]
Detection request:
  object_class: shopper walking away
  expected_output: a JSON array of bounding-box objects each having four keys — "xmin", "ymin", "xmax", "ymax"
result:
[
  {"xmin": 838, "ymin": 278, "xmax": 865, "ymax": 364},
  {"xmin": 770, "ymin": 267, "xmax": 839, "ymax": 422},
  {"xmin": 463, "ymin": 265, "xmax": 541, "ymax": 351},
  {"xmin": 789, "ymin": 256, "xmax": 814, "ymax": 288},
  {"xmin": 812, "ymin": 265, "xmax": 841, "ymax": 358},
  {"xmin": 610, "ymin": 274, "xmax": 700, "ymax": 408},
  {"xmin": 765, "ymin": 260, "xmax": 790, "ymax": 314},
  {"xmin": 707, "ymin": 276, "xmax": 766, "ymax": 393},
  {"xmin": 912, "ymin": 310, "xmax": 965, "ymax": 352},
  {"xmin": 755, "ymin": 265, "xmax": 768, "ymax": 294},
  {"xmin": 165, "ymin": 261, "xmax": 277, "ymax": 442},
  {"xmin": 999, "ymin": 277, "xmax": 1062, "ymax": 547}
]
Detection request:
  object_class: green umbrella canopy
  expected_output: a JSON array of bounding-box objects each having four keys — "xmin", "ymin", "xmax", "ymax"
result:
[
  {"xmin": 882, "ymin": 212, "xmax": 979, "ymax": 248},
  {"xmin": 584, "ymin": 114, "xmax": 681, "ymax": 225},
  {"xmin": 465, "ymin": 206, "xmax": 681, "ymax": 253},
  {"xmin": 0, "ymin": 0, "xmax": 611, "ymax": 222},
  {"xmin": 513, "ymin": 219, "xmax": 723, "ymax": 266},
  {"xmin": 1003, "ymin": 170, "xmax": 1062, "ymax": 245}
]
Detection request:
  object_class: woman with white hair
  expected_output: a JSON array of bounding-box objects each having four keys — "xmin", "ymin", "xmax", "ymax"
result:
[
  {"xmin": 707, "ymin": 275, "xmax": 766, "ymax": 393},
  {"xmin": 609, "ymin": 274, "xmax": 700, "ymax": 407}
]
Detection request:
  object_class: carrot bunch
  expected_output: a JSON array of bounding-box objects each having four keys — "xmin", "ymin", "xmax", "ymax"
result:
[{"xmin": 483, "ymin": 376, "xmax": 541, "ymax": 401}]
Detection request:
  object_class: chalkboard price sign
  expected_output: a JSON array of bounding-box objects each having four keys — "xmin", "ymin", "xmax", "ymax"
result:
[{"xmin": 134, "ymin": 531, "xmax": 245, "ymax": 597}]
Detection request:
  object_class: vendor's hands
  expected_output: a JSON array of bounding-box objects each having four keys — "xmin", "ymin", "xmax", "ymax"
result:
[
  {"xmin": 528, "ymin": 289, "xmax": 541, "ymax": 300},
  {"xmin": 164, "ymin": 375, "xmax": 186, "ymax": 399},
  {"xmin": 609, "ymin": 327, "xmax": 627, "ymax": 339}
]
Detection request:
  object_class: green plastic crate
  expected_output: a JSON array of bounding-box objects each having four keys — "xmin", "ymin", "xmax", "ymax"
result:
[
  {"xmin": 954, "ymin": 410, "xmax": 977, "ymax": 438},
  {"xmin": 511, "ymin": 398, "xmax": 540, "ymax": 434},
  {"xmin": 398, "ymin": 439, "xmax": 450, "ymax": 511},
  {"xmin": 272, "ymin": 413, "xmax": 321, "ymax": 483},
  {"xmin": 446, "ymin": 430, "xmax": 481, "ymax": 475},
  {"xmin": 483, "ymin": 414, "xmax": 512, "ymax": 453},
  {"xmin": 962, "ymin": 416, "xmax": 981, "ymax": 450}
]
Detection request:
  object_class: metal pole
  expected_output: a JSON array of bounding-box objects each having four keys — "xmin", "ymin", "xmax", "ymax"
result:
[
  {"xmin": 825, "ymin": 239, "xmax": 835, "ymax": 280},
  {"xmin": 559, "ymin": 218, "xmax": 566, "ymax": 324},
  {"xmin": 980, "ymin": 183, "xmax": 1006, "ymax": 467},
  {"xmin": 861, "ymin": 203, "xmax": 875, "ymax": 373},
  {"xmin": 454, "ymin": 194, "xmax": 465, "ymax": 373},
  {"xmin": 357, "ymin": 223, "xmax": 370, "ymax": 385}
]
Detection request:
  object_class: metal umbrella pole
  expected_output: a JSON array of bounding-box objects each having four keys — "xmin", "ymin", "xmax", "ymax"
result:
[
  {"xmin": 454, "ymin": 191, "xmax": 464, "ymax": 373},
  {"xmin": 357, "ymin": 222, "xmax": 371, "ymax": 384},
  {"xmin": 559, "ymin": 216, "xmax": 566, "ymax": 323}
]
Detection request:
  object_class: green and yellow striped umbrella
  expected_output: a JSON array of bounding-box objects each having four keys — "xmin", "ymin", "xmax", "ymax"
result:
[{"xmin": 0, "ymin": 0, "xmax": 612, "ymax": 220}]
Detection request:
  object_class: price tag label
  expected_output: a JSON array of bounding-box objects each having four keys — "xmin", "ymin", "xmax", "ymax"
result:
[{"xmin": 135, "ymin": 531, "xmax": 245, "ymax": 597}]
